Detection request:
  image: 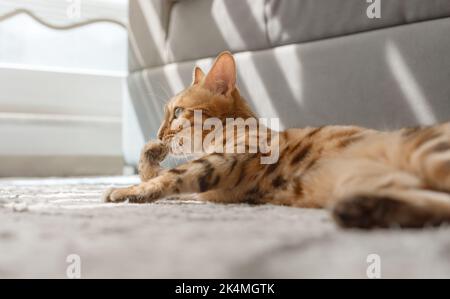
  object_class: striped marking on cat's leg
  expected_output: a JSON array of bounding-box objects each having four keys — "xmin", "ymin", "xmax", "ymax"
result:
[
  {"xmin": 105, "ymin": 153, "xmax": 259, "ymax": 204},
  {"xmin": 405, "ymin": 123, "xmax": 450, "ymax": 192},
  {"xmin": 190, "ymin": 152, "xmax": 279, "ymax": 205}
]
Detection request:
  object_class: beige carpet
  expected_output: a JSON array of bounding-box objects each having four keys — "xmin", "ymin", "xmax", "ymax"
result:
[{"xmin": 1, "ymin": 176, "xmax": 450, "ymax": 278}]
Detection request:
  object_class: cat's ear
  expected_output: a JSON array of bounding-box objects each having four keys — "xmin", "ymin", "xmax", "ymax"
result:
[
  {"xmin": 203, "ymin": 51, "xmax": 236, "ymax": 96},
  {"xmin": 192, "ymin": 66, "xmax": 205, "ymax": 85}
]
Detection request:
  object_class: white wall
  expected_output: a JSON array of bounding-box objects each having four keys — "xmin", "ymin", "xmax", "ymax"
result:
[
  {"xmin": 0, "ymin": 1, "xmax": 129, "ymax": 176},
  {"xmin": 0, "ymin": 65, "xmax": 125, "ymax": 177}
]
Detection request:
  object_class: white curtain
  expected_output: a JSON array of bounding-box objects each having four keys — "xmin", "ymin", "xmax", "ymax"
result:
[
  {"xmin": 0, "ymin": 0, "xmax": 129, "ymax": 72},
  {"xmin": 0, "ymin": 0, "xmax": 128, "ymax": 25}
]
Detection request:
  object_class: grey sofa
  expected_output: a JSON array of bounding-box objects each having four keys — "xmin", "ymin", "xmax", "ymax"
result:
[{"xmin": 124, "ymin": 0, "xmax": 450, "ymax": 167}]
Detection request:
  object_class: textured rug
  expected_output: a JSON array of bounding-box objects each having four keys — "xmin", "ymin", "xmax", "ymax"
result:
[{"xmin": 1, "ymin": 176, "xmax": 450, "ymax": 278}]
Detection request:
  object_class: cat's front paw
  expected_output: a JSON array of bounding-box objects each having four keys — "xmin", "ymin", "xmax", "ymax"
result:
[
  {"xmin": 103, "ymin": 184, "xmax": 163, "ymax": 204},
  {"xmin": 103, "ymin": 187, "xmax": 131, "ymax": 203},
  {"xmin": 141, "ymin": 140, "xmax": 169, "ymax": 164},
  {"xmin": 139, "ymin": 140, "xmax": 169, "ymax": 182}
]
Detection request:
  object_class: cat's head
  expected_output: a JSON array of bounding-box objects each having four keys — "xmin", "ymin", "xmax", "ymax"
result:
[{"xmin": 157, "ymin": 52, "xmax": 256, "ymax": 156}]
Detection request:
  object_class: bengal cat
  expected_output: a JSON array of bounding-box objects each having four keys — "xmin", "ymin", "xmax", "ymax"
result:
[{"xmin": 104, "ymin": 52, "xmax": 450, "ymax": 229}]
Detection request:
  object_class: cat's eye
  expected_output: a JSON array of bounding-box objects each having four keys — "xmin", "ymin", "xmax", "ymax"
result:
[{"xmin": 174, "ymin": 107, "xmax": 184, "ymax": 119}]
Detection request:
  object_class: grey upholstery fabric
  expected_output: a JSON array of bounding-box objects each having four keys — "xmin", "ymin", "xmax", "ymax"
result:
[
  {"xmin": 124, "ymin": 17, "xmax": 450, "ymax": 166},
  {"xmin": 166, "ymin": 0, "xmax": 269, "ymax": 64},
  {"xmin": 128, "ymin": 0, "xmax": 172, "ymax": 71},
  {"xmin": 128, "ymin": 0, "xmax": 450, "ymax": 70},
  {"xmin": 125, "ymin": 0, "xmax": 450, "ymax": 166},
  {"xmin": 266, "ymin": 0, "xmax": 450, "ymax": 46}
]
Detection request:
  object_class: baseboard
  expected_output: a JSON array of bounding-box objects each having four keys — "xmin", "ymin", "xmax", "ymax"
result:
[
  {"xmin": 0, "ymin": 112, "xmax": 122, "ymax": 156},
  {"xmin": 0, "ymin": 155, "xmax": 124, "ymax": 177}
]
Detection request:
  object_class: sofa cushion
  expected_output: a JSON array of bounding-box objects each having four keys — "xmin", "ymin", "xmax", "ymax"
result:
[
  {"xmin": 129, "ymin": 0, "xmax": 173, "ymax": 71},
  {"xmin": 129, "ymin": 0, "xmax": 450, "ymax": 70},
  {"xmin": 166, "ymin": 0, "xmax": 269, "ymax": 64},
  {"xmin": 266, "ymin": 0, "xmax": 450, "ymax": 47}
]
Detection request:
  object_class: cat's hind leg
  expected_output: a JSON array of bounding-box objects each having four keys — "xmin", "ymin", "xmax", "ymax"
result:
[
  {"xmin": 332, "ymin": 189, "xmax": 450, "ymax": 229},
  {"xmin": 325, "ymin": 158, "xmax": 450, "ymax": 228},
  {"xmin": 400, "ymin": 123, "xmax": 450, "ymax": 193}
]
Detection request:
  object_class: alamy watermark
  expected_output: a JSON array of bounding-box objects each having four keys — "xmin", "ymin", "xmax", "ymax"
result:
[
  {"xmin": 366, "ymin": 0, "xmax": 381, "ymax": 19},
  {"xmin": 66, "ymin": 254, "xmax": 81, "ymax": 279},
  {"xmin": 168, "ymin": 110, "xmax": 280, "ymax": 165},
  {"xmin": 366, "ymin": 254, "xmax": 381, "ymax": 279},
  {"xmin": 66, "ymin": 0, "xmax": 82, "ymax": 20}
]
